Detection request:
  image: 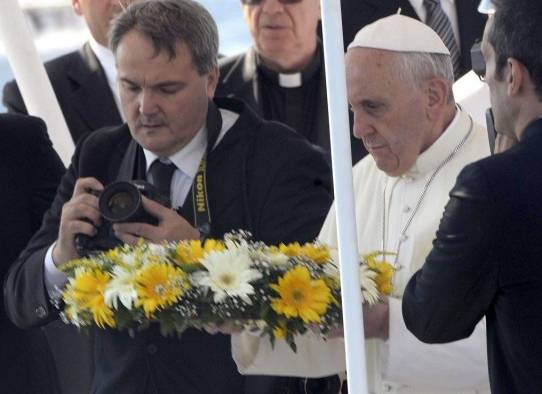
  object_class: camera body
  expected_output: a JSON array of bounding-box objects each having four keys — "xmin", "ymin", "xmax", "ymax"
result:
[{"xmin": 75, "ymin": 180, "xmax": 171, "ymax": 256}]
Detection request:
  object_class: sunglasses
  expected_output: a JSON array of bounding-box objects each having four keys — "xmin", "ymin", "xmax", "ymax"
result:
[{"xmin": 240, "ymin": 0, "xmax": 303, "ymax": 5}]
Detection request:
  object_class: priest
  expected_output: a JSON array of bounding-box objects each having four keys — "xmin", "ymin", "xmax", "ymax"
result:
[{"xmin": 232, "ymin": 14, "xmax": 492, "ymax": 394}]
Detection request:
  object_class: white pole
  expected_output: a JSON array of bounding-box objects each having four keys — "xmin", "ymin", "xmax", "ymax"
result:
[
  {"xmin": 320, "ymin": 1, "xmax": 368, "ymax": 393},
  {"xmin": 0, "ymin": 0, "xmax": 74, "ymax": 166}
]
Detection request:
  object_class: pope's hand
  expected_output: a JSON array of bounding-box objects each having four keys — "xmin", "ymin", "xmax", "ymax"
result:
[
  {"xmin": 112, "ymin": 196, "xmax": 199, "ymax": 245},
  {"xmin": 202, "ymin": 321, "xmax": 244, "ymax": 335},
  {"xmin": 363, "ymin": 299, "xmax": 389, "ymax": 340}
]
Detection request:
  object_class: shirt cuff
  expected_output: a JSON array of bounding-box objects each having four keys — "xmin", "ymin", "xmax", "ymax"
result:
[{"xmin": 44, "ymin": 242, "xmax": 68, "ymax": 300}]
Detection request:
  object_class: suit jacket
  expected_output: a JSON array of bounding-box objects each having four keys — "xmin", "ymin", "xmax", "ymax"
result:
[
  {"xmin": 216, "ymin": 46, "xmax": 367, "ymax": 164},
  {"xmin": 2, "ymin": 42, "xmax": 122, "ymax": 143},
  {"xmin": 3, "ymin": 42, "xmax": 121, "ymax": 394},
  {"xmin": 3, "ymin": 97, "xmax": 333, "ymax": 394},
  {"xmin": 402, "ymin": 118, "xmax": 542, "ymax": 393},
  {"xmin": 0, "ymin": 114, "xmax": 65, "ymax": 394},
  {"xmin": 339, "ymin": 0, "xmax": 486, "ymax": 78}
]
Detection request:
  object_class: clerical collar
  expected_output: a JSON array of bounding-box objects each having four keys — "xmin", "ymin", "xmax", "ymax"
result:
[
  {"xmin": 407, "ymin": 106, "xmax": 471, "ymax": 176},
  {"xmin": 256, "ymin": 45, "xmax": 321, "ymax": 88}
]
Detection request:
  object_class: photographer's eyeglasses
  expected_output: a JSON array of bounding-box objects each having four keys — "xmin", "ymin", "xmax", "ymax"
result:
[{"xmin": 240, "ymin": 0, "xmax": 303, "ymax": 5}]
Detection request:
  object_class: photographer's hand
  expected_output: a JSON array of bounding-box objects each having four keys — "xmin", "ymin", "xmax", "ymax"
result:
[
  {"xmin": 113, "ymin": 196, "xmax": 199, "ymax": 244},
  {"xmin": 52, "ymin": 177, "xmax": 104, "ymax": 266}
]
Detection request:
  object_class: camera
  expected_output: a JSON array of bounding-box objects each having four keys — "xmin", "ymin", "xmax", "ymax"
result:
[{"xmin": 75, "ymin": 180, "xmax": 171, "ymax": 256}]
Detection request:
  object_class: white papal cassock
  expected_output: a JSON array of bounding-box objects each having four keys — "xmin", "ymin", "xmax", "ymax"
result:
[{"xmin": 231, "ymin": 107, "xmax": 492, "ymax": 394}]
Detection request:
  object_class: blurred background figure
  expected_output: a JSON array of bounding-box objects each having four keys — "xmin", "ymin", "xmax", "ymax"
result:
[
  {"xmin": 216, "ymin": 0, "xmax": 367, "ymax": 164},
  {"xmin": 2, "ymin": 1, "xmax": 135, "ymax": 392},
  {"xmin": 339, "ymin": 0, "xmax": 486, "ymax": 79},
  {"xmin": 0, "ymin": 113, "xmax": 65, "ymax": 394},
  {"xmin": 3, "ymin": 0, "xmax": 132, "ymax": 142}
]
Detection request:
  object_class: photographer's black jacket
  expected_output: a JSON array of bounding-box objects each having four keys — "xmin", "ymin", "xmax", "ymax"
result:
[
  {"xmin": 403, "ymin": 118, "xmax": 542, "ymax": 393},
  {"xmin": 3, "ymin": 98, "xmax": 333, "ymax": 394}
]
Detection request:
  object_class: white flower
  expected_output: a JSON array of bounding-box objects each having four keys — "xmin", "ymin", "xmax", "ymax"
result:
[
  {"xmin": 253, "ymin": 250, "xmax": 289, "ymax": 265},
  {"xmin": 121, "ymin": 253, "xmax": 138, "ymax": 267},
  {"xmin": 197, "ymin": 250, "xmax": 262, "ymax": 303},
  {"xmin": 324, "ymin": 252, "xmax": 380, "ymax": 304},
  {"xmin": 360, "ymin": 264, "xmax": 379, "ymax": 304},
  {"xmin": 145, "ymin": 243, "xmax": 168, "ymax": 260},
  {"xmin": 104, "ymin": 266, "xmax": 138, "ymax": 310}
]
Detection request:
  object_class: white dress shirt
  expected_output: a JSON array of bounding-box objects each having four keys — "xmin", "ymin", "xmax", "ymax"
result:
[
  {"xmin": 232, "ymin": 108, "xmax": 492, "ymax": 394},
  {"xmin": 409, "ymin": 0, "xmax": 461, "ymax": 51},
  {"xmin": 43, "ymin": 108, "xmax": 238, "ymax": 298}
]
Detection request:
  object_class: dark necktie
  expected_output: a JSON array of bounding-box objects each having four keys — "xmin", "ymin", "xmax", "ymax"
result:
[
  {"xmin": 148, "ymin": 159, "xmax": 176, "ymax": 199},
  {"xmin": 423, "ymin": 0, "xmax": 462, "ymax": 78}
]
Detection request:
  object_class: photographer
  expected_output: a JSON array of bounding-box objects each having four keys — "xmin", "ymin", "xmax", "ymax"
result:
[
  {"xmin": 403, "ymin": 0, "xmax": 542, "ymax": 392},
  {"xmin": 3, "ymin": 1, "xmax": 332, "ymax": 393}
]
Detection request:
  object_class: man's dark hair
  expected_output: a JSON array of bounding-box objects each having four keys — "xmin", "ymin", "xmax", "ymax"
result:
[
  {"xmin": 109, "ymin": 0, "xmax": 219, "ymax": 75},
  {"xmin": 490, "ymin": 0, "xmax": 542, "ymax": 100}
]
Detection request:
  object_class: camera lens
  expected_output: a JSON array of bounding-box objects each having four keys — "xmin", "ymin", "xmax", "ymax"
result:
[
  {"xmin": 99, "ymin": 181, "xmax": 141, "ymax": 222},
  {"xmin": 108, "ymin": 191, "xmax": 134, "ymax": 216}
]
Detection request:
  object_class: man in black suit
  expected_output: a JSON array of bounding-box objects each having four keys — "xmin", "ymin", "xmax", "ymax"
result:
[
  {"xmin": 2, "ymin": 0, "xmax": 131, "ymax": 142},
  {"xmin": 0, "ymin": 114, "xmax": 65, "ymax": 394},
  {"xmin": 3, "ymin": 1, "xmax": 332, "ymax": 393},
  {"xmin": 402, "ymin": 0, "xmax": 542, "ymax": 392},
  {"xmin": 2, "ymin": 3, "xmax": 133, "ymax": 391},
  {"xmin": 340, "ymin": 0, "xmax": 486, "ymax": 78},
  {"xmin": 216, "ymin": 0, "xmax": 366, "ymax": 164}
]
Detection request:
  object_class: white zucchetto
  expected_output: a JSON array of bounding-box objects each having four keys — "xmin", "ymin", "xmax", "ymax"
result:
[{"xmin": 347, "ymin": 14, "xmax": 450, "ymax": 55}]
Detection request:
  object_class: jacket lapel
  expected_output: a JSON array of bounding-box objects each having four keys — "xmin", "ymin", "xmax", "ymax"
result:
[
  {"xmin": 68, "ymin": 42, "xmax": 122, "ymax": 132},
  {"xmin": 219, "ymin": 48, "xmax": 263, "ymax": 117},
  {"xmin": 116, "ymin": 137, "xmax": 147, "ymax": 182}
]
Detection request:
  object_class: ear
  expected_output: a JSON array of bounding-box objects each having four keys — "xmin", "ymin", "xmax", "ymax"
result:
[
  {"xmin": 506, "ymin": 57, "xmax": 526, "ymax": 97},
  {"xmin": 206, "ymin": 67, "xmax": 220, "ymax": 98},
  {"xmin": 72, "ymin": 0, "xmax": 83, "ymax": 16},
  {"xmin": 424, "ymin": 77, "xmax": 450, "ymax": 120}
]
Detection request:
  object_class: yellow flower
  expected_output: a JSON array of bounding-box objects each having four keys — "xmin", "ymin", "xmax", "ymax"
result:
[
  {"xmin": 59, "ymin": 257, "xmax": 101, "ymax": 273},
  {"xmin": 276, "ymin": 243, "xmax": 330, "ymax": 264},
  {"xmin": 300, "ymin": 244, "xmax": 330, "ymax": 264},
  {"xmin": 270, "ymin": 266, "xmax": 332, "ymax": 323},
  {"xmin": 135, "ymin": 263, "xmax": 189, "ymax": 317},
  {"xmin": 365, "ymin": 253, "xmax": 395, "ymax": 296},
  {"xmin": 104, "ymin": 248, "xmax": 123, "ymax": 264},
  {"xmin": 64, "ymin": 269, "xmax": 116, "ymax": 328},
  {"xmin": 174, "ymin": 239, "xmax": 225, "ymax": 264},
  {"xmin": 278, "ymin": 242, "xmax": 303, "ymax": 257},
  {"xmin": 273, "ymin": 323, "xmax": 287, "ymax": 339}
]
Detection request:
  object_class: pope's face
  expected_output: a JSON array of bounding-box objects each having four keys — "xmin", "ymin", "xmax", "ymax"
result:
[
  {"xmin": 346, "ymin": 48, "xmax": 433, "ymax": 177},
  {"xmin": 72, "ymin": 0, "xmax": 133, "ymax": 47},
  {"xmin": 116, "ymin": 30, "xmax": 218, "ymax": 157},
  {"xmin": 241, "ymin": 0, "xmax": 320, "ymax": 68}
]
